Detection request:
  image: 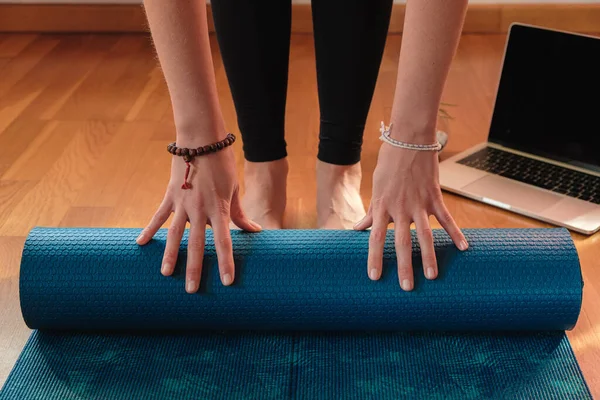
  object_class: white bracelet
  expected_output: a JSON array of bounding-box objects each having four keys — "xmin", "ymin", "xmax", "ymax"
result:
[{"xmin": 379, "ymin": 121, "xmax": 442, "ymax": 151}]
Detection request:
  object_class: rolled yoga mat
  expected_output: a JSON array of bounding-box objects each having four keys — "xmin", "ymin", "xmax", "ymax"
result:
[{"xmin": 0, "ymin": 227, "xmax": 592, "ymax": 399}]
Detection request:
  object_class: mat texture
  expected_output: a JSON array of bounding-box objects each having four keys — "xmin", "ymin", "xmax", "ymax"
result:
[{"xmin": 0, "ymin": 227, "xmax": 592, "ymax": 399}]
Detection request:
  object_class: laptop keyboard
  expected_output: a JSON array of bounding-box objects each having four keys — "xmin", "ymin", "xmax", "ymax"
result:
[{"xmin": 457, "ymin": 147, "xmax": 600, "ymax": 204}]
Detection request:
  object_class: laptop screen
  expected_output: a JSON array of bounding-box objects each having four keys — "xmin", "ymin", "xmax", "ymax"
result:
[{"xmin": 488, "ymin": 24, "xmax": 600, "ymax": 172}]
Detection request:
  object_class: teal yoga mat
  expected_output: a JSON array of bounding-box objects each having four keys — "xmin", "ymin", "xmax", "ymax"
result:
[{"xmin": 0, "ymin": 227, "xmax": 592, "ymax": 399}]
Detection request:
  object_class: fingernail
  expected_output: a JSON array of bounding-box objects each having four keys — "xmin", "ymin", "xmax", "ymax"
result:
[
  {"xmin": 222, "ymin": 273, "xmax": 233, "ymax": 286},
  {"xmin": 369, "ymin": 268, "xmax": 378, "ymax": 280},
  {"xmin": 353, "ymin": 219, "xmax": 363, "ymax": 230},
  {"xmin": 186, "ymin": 280, "xmax": 196, "ymax": 293},
  {"xmin": 401, "ymin": 279, "xmax": 413, "ymax": 291},
  {"xmin": 459, "ymin": 240, "xmax": 468, "ymax": 251},
  {"xmin": 426, "ymin": 267, "xmax": 435, "ymax": 280},
  {"xmin": 136, "ymin": 233, "xmax": 144, "ymax": 243},
  {"xmin": 252, "ymin": 222, "xmax": 262, "ymax": 230},
  {"xmin": 161, "ymin": 263, "xmax": 170, "ymax": 275}
]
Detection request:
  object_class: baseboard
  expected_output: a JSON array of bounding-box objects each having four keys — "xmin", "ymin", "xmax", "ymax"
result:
[
  {"xmin": 0, "ymin": 4, "xmax": 148, "ymax": 33},
  {"xmin": 0, "ymin": 4, "xmax": 599, "ymax": 34}
]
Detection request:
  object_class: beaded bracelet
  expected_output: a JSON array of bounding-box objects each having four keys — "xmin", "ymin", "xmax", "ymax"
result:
[
  {"xmin": 167, "ymin": 133, "xmax": 236, "ymax": 189},
  {"xmin": 379, "ymin": 122, "xmax": 442, "ymax": 151}
]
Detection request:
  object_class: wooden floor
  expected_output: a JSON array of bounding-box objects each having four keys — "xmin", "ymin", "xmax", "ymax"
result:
[{"xmin": 0, "ymin": 32, "xmax": 599, "ymax": 394}]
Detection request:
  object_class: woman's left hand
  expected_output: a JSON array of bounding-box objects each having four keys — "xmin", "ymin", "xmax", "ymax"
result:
[{"xmin": 354, "ymin": 134, "xmax": 468, "ymax": 291}]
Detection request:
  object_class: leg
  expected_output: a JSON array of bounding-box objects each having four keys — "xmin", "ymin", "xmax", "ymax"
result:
[
  {"xmin": 211, "ymin": 0, "xmax": 291, "ymax": 228},
  {"xmin": 312, "ymin": 0, "xmax": 393, "ymax": 228}
]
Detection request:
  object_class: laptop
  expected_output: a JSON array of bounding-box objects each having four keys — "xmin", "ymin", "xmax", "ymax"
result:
[{"xmin": 439, "ymin": 23, "xmax": 600, "ymax": 235}]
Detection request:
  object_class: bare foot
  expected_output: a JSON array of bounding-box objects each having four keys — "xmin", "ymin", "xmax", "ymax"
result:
[
  {"xmin": 316, "ymin": 160, "xmax": 366, "ymax": 229},
  {"xmin": 236, "ymin": 158, "xmax": 288, "ymax": 229}
]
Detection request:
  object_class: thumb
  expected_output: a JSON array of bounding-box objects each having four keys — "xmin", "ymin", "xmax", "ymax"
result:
[
  {"xmin": 230, "ymin": 188, "xmax": 261, "ymax": 232},
  {"xmin": 354, "ymin": 207, "xmax": 373, "ymax": 231}
]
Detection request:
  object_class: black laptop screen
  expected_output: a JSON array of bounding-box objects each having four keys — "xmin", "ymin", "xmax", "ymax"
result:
[{"xmin": 488, "ymin": 24, "xmax": 600, "ymax": 171}]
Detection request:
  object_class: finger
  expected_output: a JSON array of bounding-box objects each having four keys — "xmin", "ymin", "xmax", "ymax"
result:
[
  {"xmin": 230, "ymin": 189, "xmax": 261, "ymax": 232},
  {"xmin": 185, "ymin": 216, "xmax": 206, "ymax": 294},
  {"xmin": 395, "ymin": 220, "xmax": 414, "ymax": 291},
  {"xmin": 367, "ymin": 211, "xmax": 389, "ymax": 281},
  {"xmin": 137, "ymin": 200, "xmax": 172, "ymax": 245},
  {"xmin": 161, "ymin": 210, "xmax": 187, "ymax": 277},
  {"xmin": 354, "ymin": 206, "xmax": 373, "ymax": 230},
  {"xmin": 434, "ymin": 202, "xmax": 468, "ymax": 251},
  {"xmin": 414, "ymin": 213, "xmax": 437, "ymax": 280},
  {"xmin": 210, "ymin": 213, "xmax": 235, "ymax": 286}
]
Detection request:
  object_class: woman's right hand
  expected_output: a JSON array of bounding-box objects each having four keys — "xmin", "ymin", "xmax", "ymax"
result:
[{"xmin": 136, "ymin": 143, "xmax": 261, "ymax": 293}]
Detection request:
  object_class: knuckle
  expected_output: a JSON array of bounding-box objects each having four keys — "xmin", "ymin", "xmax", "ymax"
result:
[
  {"xmin": 419, "ymin": 226, "xmax": 434, "ymax": 240},
  {"xmin": 168, "ymin": 224, "xmax": 183, "ymax": 238},
  {"xmin": 217, "ymin": 235, "xmax": 232, "ymax": 249},
  {"xmin": 230, "ymin": 206, "xmax": 244, "ymax": 220},
  {"xmin": 188, "ymin": 236, "xmax": 204, "ymax": 249},
  {"xmin": 397, "ymin": 264, "xmax": 413, "ymax": 276},
  {"xmin": 396, "ymin": 234, "xmax": 413, "ymax": 247},
  {"xmin": 369, "ymin": 229, "xmax": 387, "ymax": 244},
  {"xmin": 149, "ymin": 216, "xmax": 161, "ymax": 228},
  {"xmin": 371, "ymin": 197, "xmax": 385, "ymax": 209},
  {"xmin": 216, "ymin": 201, "xmax": 230, "ymax": 217},
  {"xmin": 393, "ymin": 195, "xmax": 409, "ymax": 209},
  {"xmin": 437, "ymin": 209, "xmax": 452, "ymax": 224},
  {"xmin": 150, "ymin": 220, "xmax": 163, "ymax": 231},
  {"xmin": 158, "ymin": 204, "xmax": 172, "ymax": 217},
  {"xmin": 186, "ymin": 266, "xmax": 201, "ymax": 275},
  {"xmin": 422, "ymin": 254, "xmax": 437, "ymax": 267},
  {"xmin": 435, "ymin": 197, "xmax": 445, "ymax": 209}
]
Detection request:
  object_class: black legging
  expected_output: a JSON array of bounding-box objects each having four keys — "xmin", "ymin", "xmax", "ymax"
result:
[{"xmin": 211, "ymin": 0, "xmax": 393, "ymax": 165}]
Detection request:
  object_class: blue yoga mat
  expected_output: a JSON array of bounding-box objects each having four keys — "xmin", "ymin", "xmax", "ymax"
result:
[{"xmin": 0, "ymin": 227, "xmax": 592, "ymax": 399}]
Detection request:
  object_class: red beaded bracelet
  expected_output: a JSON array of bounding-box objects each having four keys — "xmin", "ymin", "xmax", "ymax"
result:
[{"xmin": 167, "ymin": 133, "xmax": 236, "ymax": 189}]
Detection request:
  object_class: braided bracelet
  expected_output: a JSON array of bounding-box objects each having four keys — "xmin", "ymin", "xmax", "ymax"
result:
[
  {"xmin": 379, "ymin": 122, "xmax": 442, "ymax": 151},
  {"xmin": 167, "ymin": 133, "xmax": 236, "ymax": 189}
]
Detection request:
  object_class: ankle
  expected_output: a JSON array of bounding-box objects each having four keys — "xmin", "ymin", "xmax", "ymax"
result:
[
  {"xmin": 240, "ymin": 158, "xmax": 288, "ymax": 229},
  {"xmin": 316, "ymin": 160, "xmax": 362, "ymax": 189},
  {"xmin": 317, "ymin": 158, "xmax": 361, "ymax": 172},
  {"xmin": 316, "ymin": 160, "xmax": 366, "ymax": 229}
]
